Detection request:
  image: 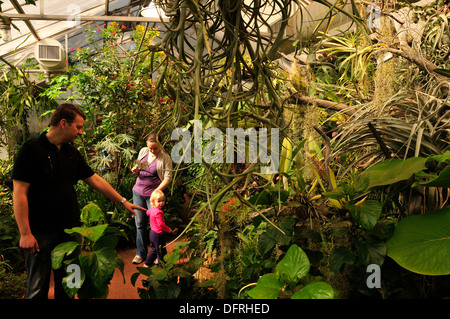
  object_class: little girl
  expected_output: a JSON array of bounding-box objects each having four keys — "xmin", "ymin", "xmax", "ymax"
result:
[{"xmin": 143, "ymin": 189, "xmax": 174, "ymax": 267}]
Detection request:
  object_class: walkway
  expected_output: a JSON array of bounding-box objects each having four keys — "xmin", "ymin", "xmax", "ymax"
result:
[{"xmin": 107, "ymin": 247, "xmax": 142, "ymax": 299}]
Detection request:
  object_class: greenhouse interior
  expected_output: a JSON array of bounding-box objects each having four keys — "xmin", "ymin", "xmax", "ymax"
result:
[{"xmin": 0, "ymin": 0, "xmax": 449, "ymax": 302}]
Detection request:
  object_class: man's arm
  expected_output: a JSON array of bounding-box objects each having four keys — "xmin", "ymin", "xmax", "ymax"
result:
[
  {"xmin": 13, "ymin": 180, "xmax": 39, "ymax": 254},
  {"xmin": 83, "ymin": 173, "xmax": 146, "ymax": 215}
]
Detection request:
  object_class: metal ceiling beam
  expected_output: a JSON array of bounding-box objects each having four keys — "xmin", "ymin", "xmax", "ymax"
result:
[
  {"xmin": 9, "ymin": 0, "xmax": 41, "ymax": 41},
  {"xmin": 0, "ymin": 13, "xmax": 168, "ymax": 23}
]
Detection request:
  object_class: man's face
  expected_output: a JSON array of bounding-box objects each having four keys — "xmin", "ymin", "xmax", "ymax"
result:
[{"xmin": 63, "ymin": 114, "xmax": 84, "ymax": 143}]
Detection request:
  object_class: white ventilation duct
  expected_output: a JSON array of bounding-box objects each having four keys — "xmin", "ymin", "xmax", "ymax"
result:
[{"xmin": 34, "ymin": 38, "xmax": 66, "ymax": 70}]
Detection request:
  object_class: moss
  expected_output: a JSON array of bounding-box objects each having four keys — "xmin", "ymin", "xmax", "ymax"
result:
[{"xmin": 373, "ymin": 16, "xmax": 398, "ymax": 111}]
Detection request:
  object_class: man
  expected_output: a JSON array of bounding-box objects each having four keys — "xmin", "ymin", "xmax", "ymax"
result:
[{"xmin": 12, "ymin": 103, "xmax": 146, "ymax": 299}]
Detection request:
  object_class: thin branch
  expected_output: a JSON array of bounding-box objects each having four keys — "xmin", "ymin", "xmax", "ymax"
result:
[
  {"xmin": 384, "ymin": 45, "xmax": 448, "ymax": 83},
  {"xmin": 288, "ymin": 92, "xmax": 356, "ymax": 116}
]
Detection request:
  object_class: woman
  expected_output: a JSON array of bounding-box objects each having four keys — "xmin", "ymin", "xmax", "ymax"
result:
[{"xmin": 131, "ymin": 133, "xmax": 172, "ymax": 264}]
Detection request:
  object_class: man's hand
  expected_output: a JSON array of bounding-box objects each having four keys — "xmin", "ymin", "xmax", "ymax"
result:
[
  {"xmin": 20, "ymin": 233, "xmax": 40, "ymax": 254},
  {"xmin": 123, "ymin": 200, "xmax": 147, "ymax": 216}
]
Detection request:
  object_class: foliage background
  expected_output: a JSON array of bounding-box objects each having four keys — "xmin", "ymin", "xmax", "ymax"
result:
[{"xmin": 0, "ymin": 0, "xmax": 449, "ymax": 299}]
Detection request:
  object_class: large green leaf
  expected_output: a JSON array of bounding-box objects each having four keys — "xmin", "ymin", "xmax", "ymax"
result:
[
  {"xmin": 92, "ymin": 233, "xmax": 118, "ymax": 251},
  {"xmin": 347, "ymin": 200, "xmax": 382, "ymax": 230},
  {"xmin": 164, "ymin": 248, "xmax": 181, "ymax": 264},
  {"xmin": 258, "ymin": 233, "xmax": 276, "ymax": 257},
  {"xmin": 329, "ymin": 247, "xmax": 355, "ymax": 275},
  {"xmin": 247, "ymin": 273, "xmax": 282, "ymax": 299},
  {"xmin": 275, "ymin": 244, "xmax": 310, "ymax": 285},
  {"xmin": 418, "ymin": 165, "xmax": 450, "ymax": 188},
  {"xmin": 361, "ymin": 157, "xmax": 428, "ymax": 190},
  {"xmin": 355, "ymin": 239, "xmax": 386, "ymax": 266},
  {"xmin": 77, "ymin": 276, "xmax": 109, "ymax": 299},
  {"xmin": 266, "ymin": 217, "xmax": 296, "ymax": 246},
  {"xmin": 387, "ymin": 207, "xmax": 450, "ymax": 275},
  {"xmin": 65, "ymin": 224, "xmax": 108, "ymax": 242},
  {"xmin": 291, "ymin": 282, "xmax": 335, "ymax": 299},
  {"xmin": 81, "ymin": 202, "xmax": 104, "ymax": 226},
  {"xmin": 51, "ymin": 241, "xmax": 80, "ymax": 270},
  {"xmin": 155, "ymin": 282, "xmax": 181, "ymax": 299},
  {"xmin": 152, "ymin": 266, "xmax": 169, "ymax": 281},
  {"xmin": 427, "ymin": 151, "xmax": 450, "ymax": 163},
  {"xmin": 78, "ymin": 246, "xmax": 119, "ymax": 288}
]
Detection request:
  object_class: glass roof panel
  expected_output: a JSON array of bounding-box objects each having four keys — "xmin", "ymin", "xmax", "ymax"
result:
[{"xmin": 0, "ymin": 0, "xmax": 150, "ymax": 65}]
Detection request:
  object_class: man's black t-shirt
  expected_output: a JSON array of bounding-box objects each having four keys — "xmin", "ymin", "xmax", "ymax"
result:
[{"xmin": 12, "ymin": 132, "xmax": 94, "ymax": 234}]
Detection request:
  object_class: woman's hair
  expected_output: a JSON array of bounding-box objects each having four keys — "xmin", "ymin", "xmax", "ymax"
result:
[
  {"xmin": 150, "ymin": 189, "xmax": 165, "ymax": 205},
  {"xmin": 147, "ymin": 133, "xmax": 158, "ymax": 143},
  {"xmin": 50, "ymin": 103, "xmax": 86, "ymax": 126}
]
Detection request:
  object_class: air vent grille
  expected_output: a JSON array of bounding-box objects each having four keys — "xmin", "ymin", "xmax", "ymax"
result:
[{"xmin": 38, "ymin": 44, "xmax": 61, "ymax": 61}]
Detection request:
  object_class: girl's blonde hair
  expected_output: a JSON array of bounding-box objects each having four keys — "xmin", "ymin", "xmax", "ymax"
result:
[{"xmin": 150, "ymin": 189, "xmax": 165, "ymax": 206}]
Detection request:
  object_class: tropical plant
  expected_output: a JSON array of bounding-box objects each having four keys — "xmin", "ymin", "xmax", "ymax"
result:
[
  {"xmin": 43, "ymin": 22, "xmax": 173, "ymax": 156},
  {"xmin": 131, "ymin": 241, "xmax": 212, "ymax": 299},
  {"xmin": 323, "ymin": 151, "xmax": 449, "ymax": 285},
  {"xmin": 0, "ymin": 160, "xmax": 22, "ymax": 271},
  {"xmin": 387, "ymin": 206, "xmax": 450, "ymax": 276},
  {"xmin": 148, "ymin": 0, "xmax": 306, "ymax": 240},
  {"xmin": 317, "ymin": 31, "xmax": 381, "ymax": 97},
  {"xmin": 331, "ymin": 84, "xmax": 450, "ymax": 176},
  {"xmin": 242, "ymin": 244, "xmax": 335, "ymax": 299},
  {"xmin": 51, "ymin": 203, "xmax": 126, "ymax": 299},
  {"xmin": 89, "ymin": 132, "xmax": 136, "ymax": 190},
  {"xmin": 0, "ymin": 59, "xmax": 57, "ymax": 149},
  {"xmin": 42, "ymin": 22, "xmax": 177, "ymax": 210},
  {"xmin": 417, "ymin": 3, "xmax": 449, "ymax": 67},
  {"xmin": 3, "ymin": 0, "xmax": 448, "ymax": 300},
  {"xmin": 385, "ymin": 152, "xmax": 450, "ymax": 275}
]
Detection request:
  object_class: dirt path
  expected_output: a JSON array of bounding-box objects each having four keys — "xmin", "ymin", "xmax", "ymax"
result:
[{"xmin": 107, "ymin": 247, "xmax": 142, "ymax": 299}]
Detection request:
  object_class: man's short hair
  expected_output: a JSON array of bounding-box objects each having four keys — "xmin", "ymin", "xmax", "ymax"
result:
[{"xmin": 49, "ymin": 103, "xmax": 86, "ymax": 126}]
